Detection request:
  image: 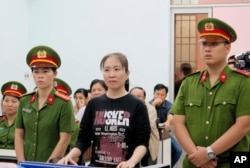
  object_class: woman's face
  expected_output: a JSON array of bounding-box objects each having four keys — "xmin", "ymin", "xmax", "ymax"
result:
[
  {"xmin": 32, "ymin": 67, "xmax": 57, "ymax": 89},
  {"xmin": 91, "ymin": 83, "xmax": 107, "ymax": 98},
  {"xmin": 74, "ymin": 92, "xmax": 87, "ymax": 109},
  {"xmin": 2, "ymin": 95, "xmax": 19, "ymax": 116},
  {"xmin": 102, "ymin": 56, "xmax": 129, "ymax": 90}
]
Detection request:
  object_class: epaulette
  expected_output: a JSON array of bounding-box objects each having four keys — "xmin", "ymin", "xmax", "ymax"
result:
[
  {"xmin": 183, "ymin": 71, "xmax": 201, "ymax": 79},
  {"xmin": 21, "ymin": 91, "xmax": 36, "ymax": 97},
  {"xmin": 55, "ymin": 91, "xmax": 70, "ymax": 101},
  {"xmin": 233, "ymin": 68, "xmax": 250, "ymax": 77}
]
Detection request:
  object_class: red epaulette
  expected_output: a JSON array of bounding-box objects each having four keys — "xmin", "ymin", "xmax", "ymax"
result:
[
  {"xmin": 55, "ymin": 91, "xmax": 71, "ymax": 101},
  {"xmin": 233, "ymin": 68, "xmax": 250, "ymax": 77}
]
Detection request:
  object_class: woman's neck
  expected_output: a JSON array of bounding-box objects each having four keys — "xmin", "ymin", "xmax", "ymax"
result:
[
  {"xmin": 37, "ymin": 85, "xmax": 54, "ymax": 99},
  {"xmin": 106, "ymin": 89, "xmax": 128, "ymax": 99},
  {"xmin": 6, "ymin": 113, "xmax": 16, "ymax": 126}
]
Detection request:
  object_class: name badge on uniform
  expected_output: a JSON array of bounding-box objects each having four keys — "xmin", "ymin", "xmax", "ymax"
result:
[{"xmin": 22, "ymin": 107, "xmax": 32, "ymax": 113}]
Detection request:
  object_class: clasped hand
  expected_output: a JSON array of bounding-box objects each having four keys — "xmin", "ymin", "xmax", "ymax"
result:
[{"xmin": 188, "ymin": 146, "xmax": 217, "ymax": 168}]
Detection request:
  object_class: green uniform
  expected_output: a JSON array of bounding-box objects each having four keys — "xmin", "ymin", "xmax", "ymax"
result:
[
  {"xmin": 69, "ymin": 121, "xmax": 80, "ymax": 149},
  {"xmin": 0, "ymin": 116, "xmax": 15, "ymax": 149},
  {"xmin": 15, "ymin": 88, "xmax": 75, "ymax": 162},
  {"xmin": 171, "ymin": 66, "xmax": 250, "ymax": 168}
]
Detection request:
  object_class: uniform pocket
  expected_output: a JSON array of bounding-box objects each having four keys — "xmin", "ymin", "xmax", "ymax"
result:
[
  {"xmin": 184, "ymin": 97, "xmax": 202, "ymax": 123},
  {"xmin": 213, "ymin": 96, "xmax": 236, "ymax": 122}
]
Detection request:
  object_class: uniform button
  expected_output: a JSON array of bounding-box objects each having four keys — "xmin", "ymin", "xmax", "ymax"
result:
[
  {"xmin": 189, "ymin": 103, "xmax": 193, "ymax": 106},
  {"xmin": 206, "ymin": 121, "xmax": 209, "ymax": 124},
  {"xmin": 223, "ymin": 101, "xmax": 226, "ymax": 105},
  {"xmin": 209, "ymin": 92, "xmax": 212, "ymax": 95},
  {"xmin": 34, "ymin": 133, "xmax": 36, "ymax": 135},
  {"xmin": 208, "ymin": 106, "xmax": 211, "ymax": 109},
  {"xmin": 35, "ymin": 122, "xmax": 37, "ymax": 125},
  {"xmin": 32, "ymin": 153, "xmax": 35, "ymax": 156},
  {"xmin": 205, "ymin": 136, "xmax": 209, "ymax": 140},
  {"xmin": 33, "ymin": 143, "xmax": 36, "ymax": 146}
]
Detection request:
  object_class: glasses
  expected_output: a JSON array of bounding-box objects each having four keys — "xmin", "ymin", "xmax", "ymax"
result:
[{"xmin": 200, "ymin": 41, "xmax": 228, "ymax": 47}]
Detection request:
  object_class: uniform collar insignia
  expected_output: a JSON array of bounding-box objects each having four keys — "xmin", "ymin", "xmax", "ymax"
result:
[
  {"xmin": 1, "ymin": 115, "xmax": 6, "ymax": 122},
  {"xmin": 200, "ymin": 71, "xmax": 227, "ymax": 83},
  {"xmin": 48, "ymin": 95, "xmax": 55, "ymax": 105},
  {"xmin": 200, "ymin": 71, "xmax": 208, "ymax": 83},
  {"xmin": 30, "ymin": 93, "xmax": 37, "ymax": 103},
  {"xmin": 219, "ymin": 71, "xmax": 227, "ymax": 83}
]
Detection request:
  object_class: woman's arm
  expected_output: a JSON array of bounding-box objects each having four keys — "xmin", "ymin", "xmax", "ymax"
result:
[
  {"xmin": 47, "ymin": 132, "xmax": 71, "ymax": 162},
  {"xmin": 116, "ymin": 145, "xmax": 147, "ymax": 168},
  {"xmin": 14, "ymin": 128, "xmax": 25, "ymax": 162},
  {"xmin": 57, "ymin": 147, "xmax": 82, "ymax": 165}
]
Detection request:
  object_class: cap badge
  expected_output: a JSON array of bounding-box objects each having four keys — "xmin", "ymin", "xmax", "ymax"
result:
[
  {"xmin": 37, "ymin": 50, "xmax": 47, "ymax": 58},
  {"xmin": 205, "ymin": 22, "xmax": 214, "ymax": 31},
  {"xmin": 11, "ymin": 84, "xmax": 18, "ymax": 90}
]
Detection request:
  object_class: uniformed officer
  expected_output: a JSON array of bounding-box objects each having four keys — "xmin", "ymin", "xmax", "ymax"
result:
[
  {"xmin": 54, "ymin": 78, "xmax": 72, "ymax": 96},
  {"xmin": 0, "ymin": 81, "xmax": 27, "ymax": 149},
  {"xmin": 53, "ymin": 77, "xmax": 80, "ymax": 152},
  {"xmin": 15, "ymin": 45, "xmax": 75, "ymax": 162},
  {"xmin": 171, "ymin": 18, "xmax": 250, "ymax": 168}
]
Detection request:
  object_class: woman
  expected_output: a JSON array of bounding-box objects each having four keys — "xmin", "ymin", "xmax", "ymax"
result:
[
  {"xmin": 73, "ymin": 88, "xmax": 88, "ymax": 121},
  {"xmin": 58, "ymin": 52, "xmax": 150, "ymax": 168},
  {"xmin": 78, "ymin": 79, "xmax": 108, "ymax": 164},
  {"xmin": 0, "ymin": 81, "xmax": 27, "ymax": 149},
  {"xmin": 89, "ymin": 79, "xmax": 107, "ymax": 98},
  {"xmin": 15, "ymin": 45, "xmax": 75, "ymax": 162}
]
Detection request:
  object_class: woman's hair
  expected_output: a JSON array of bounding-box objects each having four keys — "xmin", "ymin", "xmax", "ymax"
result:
[
  {"xmin": 73, "ymin": 88, "xmax": 88, "ymax": 99},
  {"xmin": 89, "ymin": 79, "xmax": 108, "ymax": 91},
  {"xmin": 99, "ymin": 52, "xmax": 129, "ymax": 73},
  {"xmin": 2, "ymin": 95, "xmax": 20, "ymax": 100}
]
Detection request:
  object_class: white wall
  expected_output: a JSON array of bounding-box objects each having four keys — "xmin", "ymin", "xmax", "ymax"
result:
[
  {"xmin": 213, "ymin": 6, "xmax": 250, "ymax": 56},
  {"xmin": 0, "ymin": 0, "xmax": 30, "ymax": 90},
  {"xmin": 0, "ymin": 0, "xmax": 171, "ymax": 101}
]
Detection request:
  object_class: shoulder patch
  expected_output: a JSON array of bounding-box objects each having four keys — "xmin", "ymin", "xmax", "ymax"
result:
[
  {"xmin": 233, "ymin": 68, "xmax": 250, "ymax": 77},
  {"xmin": 55, "ymin": 91, "xmax": 70, "ymax": 101},
  {"xmin": 184, "ymin": 71, "xmax": 201, "ymax": 79},
  {"xmin": 21, "ymin": 91, "xmax": 36, "ymax": 97}
]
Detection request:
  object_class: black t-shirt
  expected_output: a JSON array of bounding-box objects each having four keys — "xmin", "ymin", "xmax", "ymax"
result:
[{"xmin": 75, "ymin": 93, "xmax": 150, "ymax": 166}]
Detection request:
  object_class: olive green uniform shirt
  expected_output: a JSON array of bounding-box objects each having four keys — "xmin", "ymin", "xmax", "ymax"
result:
[
  {"xmin": 0, "ymin": 117, "xmax": 15, "ymax": 149},
  {"xmin": 15, "ymin": 88, "xmax": 75, "ymax": 162},
  {"xmin": 171, "ymin": 66, "xmax": 250, "ymax": 168},
  {"xmin": 69, "ymin": 121, "xmax": 80, "ymax": 149}
]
